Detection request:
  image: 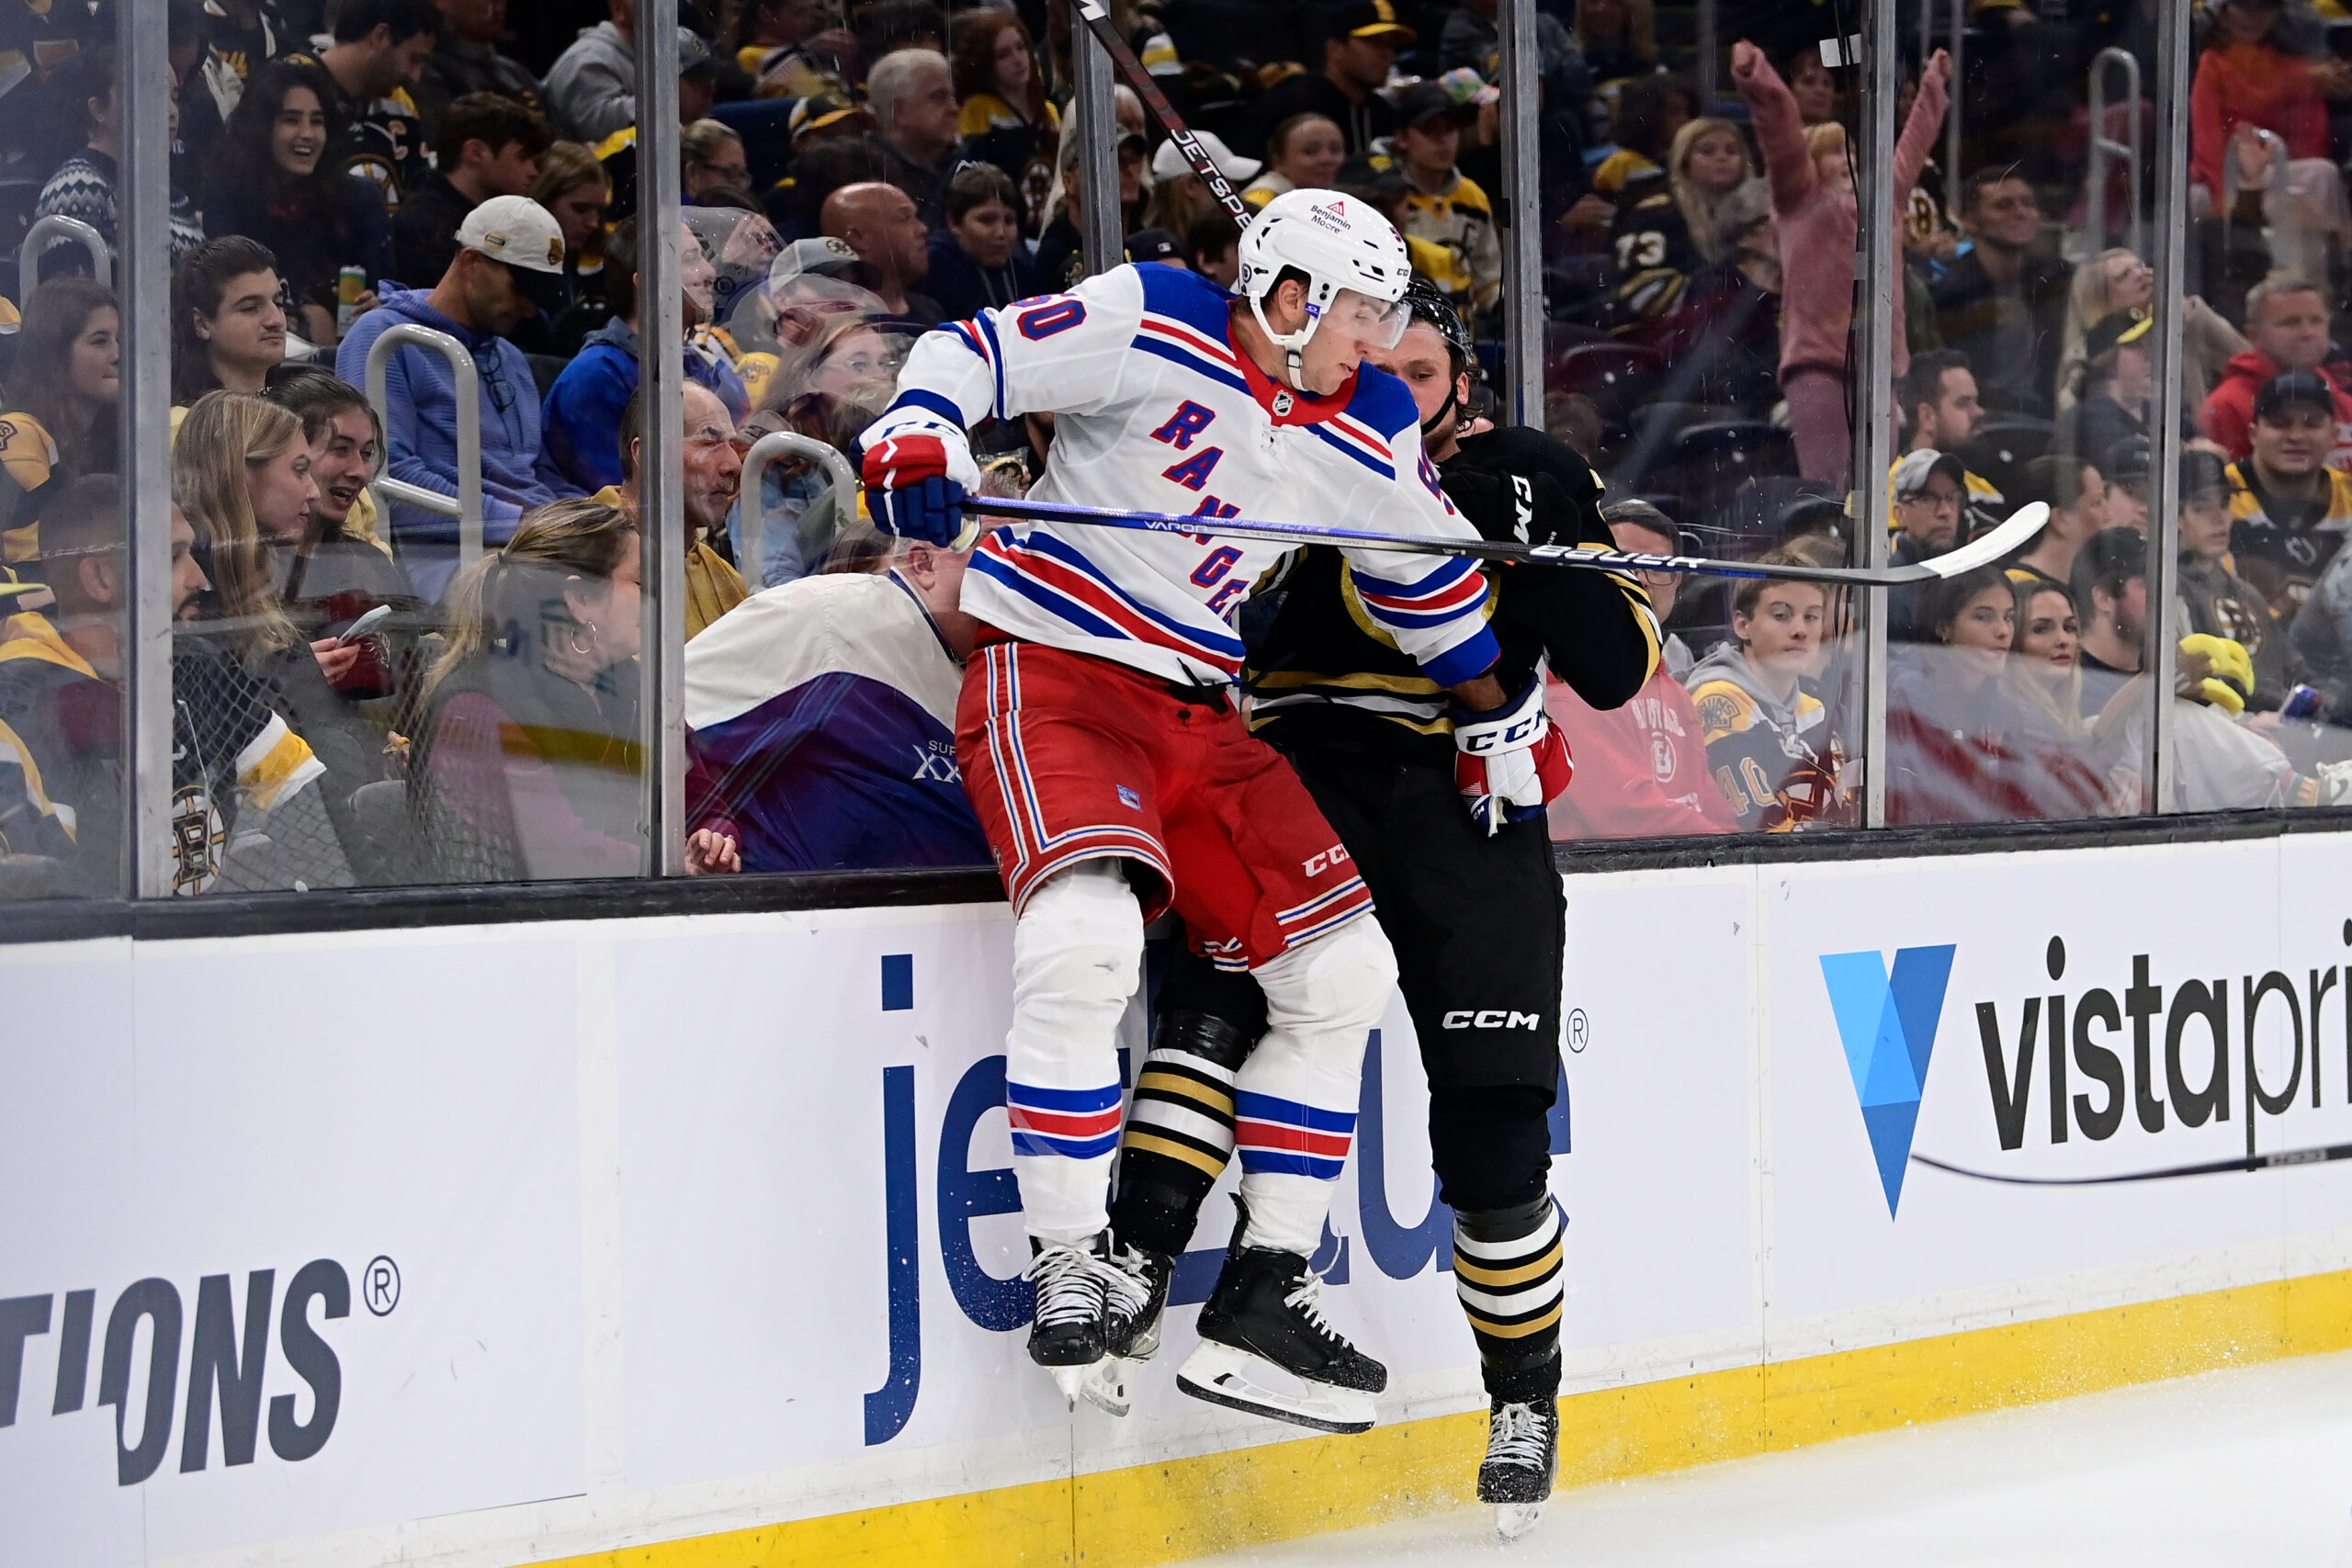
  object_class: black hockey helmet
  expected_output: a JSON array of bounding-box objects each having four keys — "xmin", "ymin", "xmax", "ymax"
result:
[{"xmin": 1399, "ymin": 277, "xmax": 1474, "ymax": 378}]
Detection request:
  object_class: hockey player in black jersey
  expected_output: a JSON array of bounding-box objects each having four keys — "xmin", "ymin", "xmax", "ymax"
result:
[{"xmin": 1103, "ymin": 283, "xmax": 1659, "ymax": 1540}]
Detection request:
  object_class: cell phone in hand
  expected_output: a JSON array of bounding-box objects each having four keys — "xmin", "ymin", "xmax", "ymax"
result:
[{"xmin": 335, "ymin": 604, "xmax": 392, "ymax": 645}]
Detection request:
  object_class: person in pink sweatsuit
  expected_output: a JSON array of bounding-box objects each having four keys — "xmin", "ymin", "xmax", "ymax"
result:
[{"xmin": 1732, "ymin": 41, "xmax": 1951, "ymax": 487}]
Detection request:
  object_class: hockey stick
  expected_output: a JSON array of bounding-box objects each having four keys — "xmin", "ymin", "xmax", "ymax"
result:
[
  {"xmin": 962, "ymin": 496, "xmax": 2050, "ymax": 589},
  {"xmin": 1911, "ymin": 1139, "xmax": 2352, "ymax": 1188},
  {"xmin": 1070, "ymin": 0, "xmax": 1255, "ymax": 229}
]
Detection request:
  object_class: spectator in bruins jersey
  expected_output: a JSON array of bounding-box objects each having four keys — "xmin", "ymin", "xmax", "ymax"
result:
[
  {"xmin": 207, "ymin": 61, "xmax": 393, "ymax": 348},
  {"xmin": 169, "ymin": 237, "xmax": 290, "ymax": 406},
  {"xmin": 1239, "ymin": 115, "xmax": 1346, "ymax": 209},
  {"xmin": 1378, "ymin": 83, "xmax": 1501, "ymax": 319},
  {"xmin": 1689, "ymin": 573, "xmax": 1850, "ymax": 831},
  {"xmin": 2177, "ymin": 448, "xmax": 2297, "ymax": 712},
  {"xmin": 1546, "ymin": 502, "xmax": 1736, "ymax": 840},
  {"xmin": 0, "ymin": 478, "xmax": 348, "ymax": 895},
  {"xmin": 0, "ymin": 279, "xmax": 119, "ymax": 571},
  {"xmin": 1609, "ymin": 114, "xmax": 1752, "ymax": 328},
  {"xmin": 951, "ymin": 11, "xmax": 1056, "ymax": 197},
  {"xmin": 2227, "ymin": 369, "xmax": 2352, "ymax": 617},
  {"xmin": 280, "ymin": 0, "xmax": 440, "ymax": 216}
]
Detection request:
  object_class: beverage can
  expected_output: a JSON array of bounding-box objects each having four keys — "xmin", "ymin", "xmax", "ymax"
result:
[
  {"xmin": 2283, "ymin": 683, "xmax": 2325, "ymax": 721},
  {"xmin": 336, "ymin": 265, "xmax": 367, "ymax": 335}
]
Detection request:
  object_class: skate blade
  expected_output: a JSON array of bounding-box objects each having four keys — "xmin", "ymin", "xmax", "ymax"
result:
[
  {"xmin": 1047, "ymin": 1362, "xmax": 1091, "ymax": 1410},
  {"xmin": 1493, "ymin": 1502, "xmax": 1545, "ymax": 1543},
  {"xmin": 1080, "ymin": 1356, "xmax": 1134, "ymax": 1417},
  {"xmin": 1173, "ymin": 1341, "xmax": 1376, "ymax": 1435}
]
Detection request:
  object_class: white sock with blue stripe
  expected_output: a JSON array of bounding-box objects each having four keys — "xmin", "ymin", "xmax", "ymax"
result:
[
  {"xmin": 1006, "ymin": 861, "xmax": 1143, "ymax": 1245},
  {"xmin": 1229, "ymin": 918, "xmax": 1396, "ymax": 1256}
]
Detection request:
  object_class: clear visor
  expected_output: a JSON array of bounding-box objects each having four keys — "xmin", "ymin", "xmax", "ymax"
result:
[{"xmin": 1316, "ymin": 288, "xmax": 1411, "ymax": 350}]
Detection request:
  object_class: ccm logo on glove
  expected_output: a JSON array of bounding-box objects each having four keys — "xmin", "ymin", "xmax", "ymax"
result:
[
  {"xmin": 1303, "ymin": 843, "xmax": 1351, "ymax": 876},
  {"xmin": 1442, "ymin": 1010, "xmax": 1542, "ymax": 1030}
]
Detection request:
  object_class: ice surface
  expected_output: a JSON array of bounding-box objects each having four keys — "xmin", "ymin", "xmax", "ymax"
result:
[{"xmin": 1195, "ymin": 1349, "xmax": 2352, "ymax": 1566}]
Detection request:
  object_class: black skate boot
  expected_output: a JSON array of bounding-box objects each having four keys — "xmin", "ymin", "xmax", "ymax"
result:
[
  {"xmin": 1024, "ymin": 1235, "xmax": 1123, "ymax": 1406},
  {"xmin": 1081, "ymin": 1242, "xmax": 1172, "ymax": 1417},
  {"xmin": 1176, "ymin": 1201, "xmax": 1386, "ymax": 1434},
  {"xmin": 1478, "ymin": 1395, "xmax": 1560, "ymax": 1542}
]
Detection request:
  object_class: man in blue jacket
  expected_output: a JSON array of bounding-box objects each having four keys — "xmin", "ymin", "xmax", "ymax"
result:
[
  {"xmin": 539, "ymin": 212, "xmax": 748, "ymax": 493},
  {"xmin": 337, "ymin": 194, "xmax": 574, "ymax": 599}
]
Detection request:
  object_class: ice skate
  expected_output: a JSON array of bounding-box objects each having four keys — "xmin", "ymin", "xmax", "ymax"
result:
[
  {"xmin": 1176, "ymin": 1206, "xmax": 1385, "ymax": 1433},
  {"xmin": 1479, "ymin": 1396, "xmax": 1559, "ymax": 1542},
  {"xmin": 1025, "ymin": 1235, "xmax": 1137, "ymax": 1408},
  {"xmin": 1069, "ymin": 1243, "xmax": 1159, "ymax": 1416}
]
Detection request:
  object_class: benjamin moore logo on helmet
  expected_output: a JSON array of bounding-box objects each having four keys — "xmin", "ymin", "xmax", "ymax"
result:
[{"xmin": 1819, "ymin": 945, "xmax": 1957, "ymax": 1216}]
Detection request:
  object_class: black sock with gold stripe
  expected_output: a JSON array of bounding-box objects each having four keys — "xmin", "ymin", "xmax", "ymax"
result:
[
  {"xmin": 1453, "ymin": 1197, "xmax": 1565, "ymax": 1403},
  {"xmin": 1108, "ymin": 1008, "xmax": 1259, "ymax": 1256}
]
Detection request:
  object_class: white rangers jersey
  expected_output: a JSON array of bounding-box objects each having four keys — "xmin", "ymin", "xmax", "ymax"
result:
[{"xmin": 869, "ymin": 263, "xmax": 1499, "ymax": 688}]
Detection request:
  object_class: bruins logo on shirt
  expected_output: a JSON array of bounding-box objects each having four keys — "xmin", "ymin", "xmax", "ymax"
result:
[
  {"xmin": 2210, "ymin": 592, "xmax": 2268, "ymax": 650},
  {"xmin": 1693, "ymin": 687, "xmax": 1749, "ymax": 737}
]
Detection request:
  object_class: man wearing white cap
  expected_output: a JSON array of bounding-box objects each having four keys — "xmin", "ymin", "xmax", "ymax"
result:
[
  {"xmin": 1148, "ymin": 130, "xmax": 1261, "ymax": 231},
  {"xmin": 336, "ymin": 193, "xmax": 573, "ymax": 599}
]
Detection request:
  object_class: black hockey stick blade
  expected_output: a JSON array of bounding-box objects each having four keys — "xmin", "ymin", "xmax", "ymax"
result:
[
  {"xmin": 1911, "ymin": 1139, "xmax": 2352, "ymax": 1188},
  {"xmin": 1070, "ymin": 0, "xmax": 1256, "ymax": 229},
  {"xmin": 963, "ymin": 496, "xmax": 2050, "ymax": 590}
]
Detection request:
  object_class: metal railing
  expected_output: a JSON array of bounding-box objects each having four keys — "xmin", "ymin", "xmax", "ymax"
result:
[
  {"xmin": 2087, "ymin": 47, "xmax": 2144, "ymax": 253},
  {"xmin": 363, "ymin": 322, "xmax": 484, "ymax": 570},
  {"xmin": 18, "ymin": 214, "xmax": 108, "ymax": 303},
  {"xmin": 739, "ymin": 430, "xmax": 859, "ymax": 586}
]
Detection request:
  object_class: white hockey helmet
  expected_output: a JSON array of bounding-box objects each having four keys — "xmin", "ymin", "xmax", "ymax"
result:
[{"xmin": 1234, "ymin": 187, "xmax": 1414, "ymax": 387}]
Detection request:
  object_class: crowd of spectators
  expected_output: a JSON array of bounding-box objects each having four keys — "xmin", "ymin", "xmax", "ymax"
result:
[{"xmin": 14, "ymin": 0, "xmax": 2352, "ymax": 896}]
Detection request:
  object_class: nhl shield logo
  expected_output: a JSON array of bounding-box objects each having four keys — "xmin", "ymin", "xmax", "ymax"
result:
[{"xmin": 1272, "ymin": 389, "xmax": 1295, "ymax": 416}]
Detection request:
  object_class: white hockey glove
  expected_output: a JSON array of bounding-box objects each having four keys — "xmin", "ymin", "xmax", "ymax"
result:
[{"xmin": 1453, "ymin": 677, "xmax": 1574, "ymax": 835}]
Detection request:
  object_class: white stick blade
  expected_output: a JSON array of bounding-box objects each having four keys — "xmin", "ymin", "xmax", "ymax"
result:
[{"xmin": 1923, "ymin": 502, "xmax": 2050, "ymax": 578}]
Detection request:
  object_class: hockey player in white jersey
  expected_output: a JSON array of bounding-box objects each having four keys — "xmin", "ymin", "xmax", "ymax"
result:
[{"xmin": 857, "ymin": 189, "xmax": 1572, "ymax": 1428}]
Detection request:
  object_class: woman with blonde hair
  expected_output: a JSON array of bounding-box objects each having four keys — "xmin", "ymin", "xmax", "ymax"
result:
[
  {"xmin": 173, "ymin": 389, "xmax": 314, "ymax": 663},
  {"xmin": 410, "ymin": 497, "xmax": 740, "ymax": 881},
  {"xmin": 173, "ymin": 389, "xmax": 383, "ymax": 843},
  {"xmin": 2054, "ymin": 246, "xmax": 2245, "ymax": 412},
  {"xmin": 1666, "ymin": 116, "xmax": 1755, "ymax": 264}
]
